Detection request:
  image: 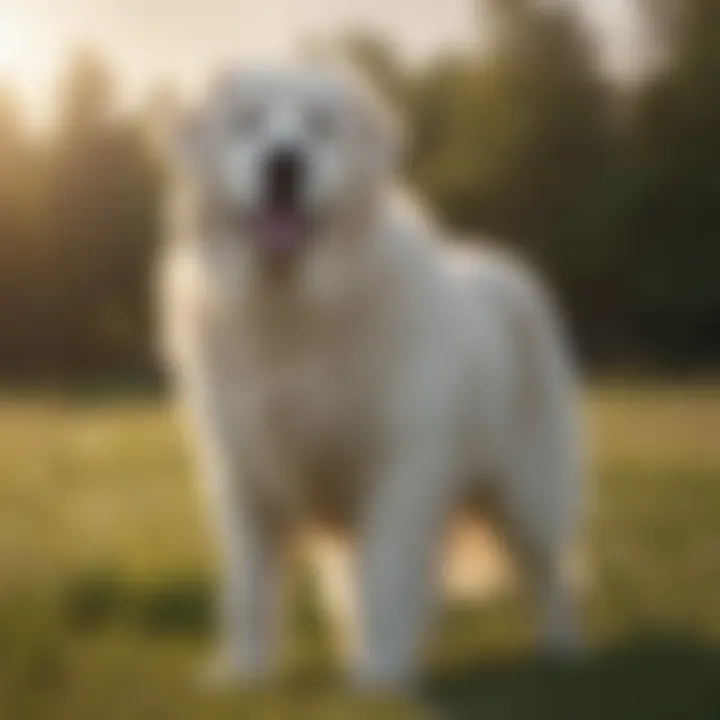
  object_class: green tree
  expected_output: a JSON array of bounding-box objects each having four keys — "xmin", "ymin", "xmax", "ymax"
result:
[
  {"xmin": 409, "ymin": 1, "xmax": 622, "ymax": 359},
  {"xmin": 47, "ymin": 49, "xmax": 163, "ymax": 379},
  {"xmin": 623, "ymin": 0, "xmax": 720, "ymax": 366}
]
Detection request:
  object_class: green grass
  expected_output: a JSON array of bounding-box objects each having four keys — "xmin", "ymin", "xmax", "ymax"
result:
[{"xmin": 1, "ymin": 386, "xmax": 720, "ymax": 718}]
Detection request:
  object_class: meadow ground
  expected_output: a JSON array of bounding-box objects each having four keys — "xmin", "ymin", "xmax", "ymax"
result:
[{"xmin": 1, "ymin": 384, "xmax": 720, "ymax": 718}]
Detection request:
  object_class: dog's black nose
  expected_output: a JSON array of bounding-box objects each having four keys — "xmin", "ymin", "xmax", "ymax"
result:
[{"xmin": 266, "ymin": 148, "xmax": 304, "ymax": 209}]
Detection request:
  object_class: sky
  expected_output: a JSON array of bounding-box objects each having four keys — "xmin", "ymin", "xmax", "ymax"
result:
[{"xmin": 0, "ymin": 0, "xmax": 639, "ymax": 118}]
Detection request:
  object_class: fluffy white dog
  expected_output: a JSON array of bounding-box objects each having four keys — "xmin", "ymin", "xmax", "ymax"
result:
[{"xmin": 159, "ymin": 65, "xmax": 583, "ymax": 691}]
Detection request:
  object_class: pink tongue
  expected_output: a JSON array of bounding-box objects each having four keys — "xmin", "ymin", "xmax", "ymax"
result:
[{"xmin": 255, "ymin": 212, "xmax": 306, "ymax": 253}]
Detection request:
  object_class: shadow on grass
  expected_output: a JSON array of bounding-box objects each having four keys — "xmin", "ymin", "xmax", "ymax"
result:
[
  {"xmin": 64, "ymin": 571, "xmax": 720, "ymax": 719},
  {"xmin": 65, "ymin": 569, "xmax": 211, "ymax": 637},
  {"xmin": 428, "ymin": 636, "xmax": 720, "ymax": 719},
  {"xmin": 65, "ymin": 567, "xmax": 324, "ymax": 640}
]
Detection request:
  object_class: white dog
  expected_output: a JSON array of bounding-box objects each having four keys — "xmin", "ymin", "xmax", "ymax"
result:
[{"xmin": 159, "ymin": 65, "xmax": 583, "ymax": 691}]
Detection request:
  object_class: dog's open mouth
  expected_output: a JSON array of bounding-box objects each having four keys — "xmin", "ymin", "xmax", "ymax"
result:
[{"xmin": 251, "ymin": 210, "xmax": 311, "ymax": 255}]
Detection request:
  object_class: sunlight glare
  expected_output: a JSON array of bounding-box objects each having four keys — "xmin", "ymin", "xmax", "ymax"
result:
[
  {"xmin": 0, "ymin": 19, "xmax": 33, "ymax": 79},
  {"xmin": 0, "ymin": 10, "xmax": 57, "ymax": 123}
]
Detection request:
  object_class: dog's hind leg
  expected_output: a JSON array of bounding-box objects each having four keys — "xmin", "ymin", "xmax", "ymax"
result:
[{"xmin": 499, "ymin": 292, "xmax": 584, "ymax": 656}]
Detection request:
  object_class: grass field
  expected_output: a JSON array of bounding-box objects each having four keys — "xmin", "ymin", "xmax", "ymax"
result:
[{"xmin": 1, "ymin": 385, "xmax": 720, "ymax": 718}]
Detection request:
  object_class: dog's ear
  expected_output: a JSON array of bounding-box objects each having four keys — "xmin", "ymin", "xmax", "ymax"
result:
[
  {"xmin": 146, "ymin": 97, "xmax": 208, "ymax": 176},
  {"xmin": 362, "ymin": 89, "xmax": 405, "ymax": 177},
  {"xmin": 344, "ymin": 67, "xmax": 406, "ymax": 180},
  {"xmin": 160, "ymin": 67, "xmax": 246, "ymax": 172},
  {"xmin": 171, "ymin": 68, "xmax": 248, "ymax": 171},
  {"xmin": 174, "ymin": 106, "xmax": 208, "ymax": 170},
  {"xmin": 308, "ymin": 54, "xmax": 405, "ymax": 178}
]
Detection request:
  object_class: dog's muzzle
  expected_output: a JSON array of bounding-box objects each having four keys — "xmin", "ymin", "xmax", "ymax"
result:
[
  {"xmin": 251, "ymin": 147, "xmax": 311, "ymax": 255},
  {"xmin": 267, "ymin": 147, "xmax": 304, "ymax": 210}
]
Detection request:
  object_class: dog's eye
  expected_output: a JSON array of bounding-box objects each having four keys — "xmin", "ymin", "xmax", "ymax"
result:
[
  {"xmin": 305, "ymin": 108, "xmax": 336, "ymax": 141},
  {"xmin": 228, "ymin": 105, "xmax": 264, "ymax": 136}
]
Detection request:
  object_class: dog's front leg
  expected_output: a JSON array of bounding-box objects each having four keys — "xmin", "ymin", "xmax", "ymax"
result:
[
  {"xmin": 184, "ymin": 380, "xmax": 285, "ymax": 686},
  {"xmin": 207, "ymin": 486, "xmax": 285, "ymax": 686},
  {"xmin": 353, "ymin": 442, "xmax": 452, "ymax": 692}
]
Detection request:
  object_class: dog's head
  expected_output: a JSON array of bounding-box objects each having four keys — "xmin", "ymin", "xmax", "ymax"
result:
[{"xmin": 176, "ymin": 66, "xmax": 402, "ymax": 264}]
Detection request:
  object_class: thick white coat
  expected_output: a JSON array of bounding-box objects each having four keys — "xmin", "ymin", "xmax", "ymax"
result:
[{"xmin": 160, "ymin": 69, "xmax": 582, "ymax": 690}]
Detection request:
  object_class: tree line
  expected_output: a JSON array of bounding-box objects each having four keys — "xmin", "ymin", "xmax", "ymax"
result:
[{"xmin": 0, "ymin": 0, "xmax": 718, "ymax": 383}]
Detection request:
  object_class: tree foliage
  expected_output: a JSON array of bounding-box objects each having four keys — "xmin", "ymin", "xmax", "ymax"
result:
[{"xmin": 0, "ymin": 0, "xmax": 718, "ymax": 381}]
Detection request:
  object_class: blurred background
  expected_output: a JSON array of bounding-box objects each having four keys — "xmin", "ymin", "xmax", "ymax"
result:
[{"xmin": 0, "ymin": 0, "xmax": 719, "ymax": 717}]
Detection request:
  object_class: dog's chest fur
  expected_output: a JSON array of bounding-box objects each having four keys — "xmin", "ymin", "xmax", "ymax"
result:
[{"xmin": 226, "ymin": 296, "xmax": 385, "ymax": 519}]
